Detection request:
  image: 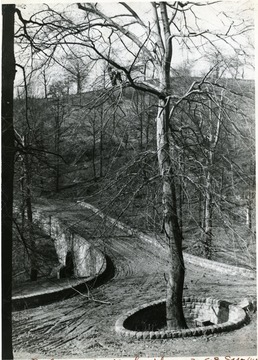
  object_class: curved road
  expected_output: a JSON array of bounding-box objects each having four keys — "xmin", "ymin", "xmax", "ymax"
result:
[{"xmin": 13, "ymin": 200, "xmax": 256, "ymax": 358}]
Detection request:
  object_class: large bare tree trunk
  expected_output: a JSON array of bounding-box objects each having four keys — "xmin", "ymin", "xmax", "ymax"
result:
[
  {"xmin": 2, "ymin": 4, "xmax": 16, "ymax": 359},
  {"xmin": 156, "ymin": 2, "xmax": 187, "ymax": 330},
  {"xmin": 157, "ymin": 98, "xmax": 187, "ymax": 330}
]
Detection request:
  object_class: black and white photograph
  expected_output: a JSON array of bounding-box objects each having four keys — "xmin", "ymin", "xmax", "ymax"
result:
[{"xmin": 1, "ymin": 1, "xmax": 256, "ymax": 359}]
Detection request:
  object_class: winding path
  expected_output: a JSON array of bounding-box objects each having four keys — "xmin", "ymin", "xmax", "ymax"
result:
[{"xmin": 12, "ymin": 200, "xmax": 257, "ymax": 358}]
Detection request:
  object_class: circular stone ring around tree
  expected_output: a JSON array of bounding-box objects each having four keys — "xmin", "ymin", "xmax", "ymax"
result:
[{"xmin": 115, "ymin": 297, "xmax": 247, "ymax": 340}]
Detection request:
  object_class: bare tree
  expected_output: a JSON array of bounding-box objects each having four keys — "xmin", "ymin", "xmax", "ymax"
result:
[
  {"xmin": 65, "ymin": 56, "xmax": 89, "ymax": 95},
  {"xmin": 13, "ymin": 1, "xmax": 254, "ymax": 330}
]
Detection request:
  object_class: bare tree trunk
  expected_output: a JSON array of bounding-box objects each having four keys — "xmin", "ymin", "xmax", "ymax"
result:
[
  {"xmin": 20, "ymin": 165, "xmax": 26, "ymax": 232},
  {"xmin": 23, "ymin": 135, "xmax": 37, "ymax": 280},
  {"xmin": 203, "ymin": 162, "xmax": 213, "ymax": 259},
  {"xmin": 92, "ymin": 111, "xmax": 97, "ymax": 181},
  {"xmin": 246, "ymin": 161, "xmax": 255, "ymax": 230},
  {"xmin": 202, "ymin": 95, "xmax": 222, "ymax": 259},
  {"xmin": 139, "ymin": 92, "xmax": 143, "ymax": 150},
  {"xmin": 77, "ymin": 72, "xmax": 81, "ymax": 95},
  {"xmin": 199, "ymin": 189, "xmax": 203, "ymax": 228},
  {"xmin": 246, "ymin": 199, "xmax": 251, "ymax": 229},
  {"xmin": 203, "ymin": 131, "xmax": 213, "ymax": 259},
  {"xmin": 2, "ymin": 4, "xmax": 16, "ymax": 359},
  {"xmin": 146, "ymin": 94, "xmax": 150, "ymax": 147},
  {"xmin": 157, "ymin": 98, "xmax": 187, "ymax": 330},
  {"xmin": 178, "ymin": 145, "xmax": 185, "ymax": 232},
  {"xmin": 54, "ymin": 99, "xmax": 61, "ymax": 192},
  {"xmin": 99, "ymin": 105, "xmax": 104, "ymax": 178},
  {"xmin": 157, "ymin": 2, "xmax": 187, "ymax": 330},
  {"xmin": 42, "ymin": 68, "xmax": 48, "ymax": 99}
]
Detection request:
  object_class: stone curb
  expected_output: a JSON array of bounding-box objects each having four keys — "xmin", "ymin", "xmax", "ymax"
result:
[
  {"xmin": 115, "ymin": 297, "xmax": 247, "ymax": 340},
  {"xmin": 77, "ymin": 202, "xmax": 256, "ymax": 279}
]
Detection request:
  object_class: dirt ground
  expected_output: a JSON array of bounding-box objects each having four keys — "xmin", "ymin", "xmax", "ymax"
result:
[{"xmin": 12, "ymin": 201, "xmax": 257, "ymax": 359}]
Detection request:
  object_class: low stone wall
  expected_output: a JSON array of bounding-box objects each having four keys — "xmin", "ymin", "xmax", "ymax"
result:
[
  {"xmin": 77, "ymin": 202, "xmax": 165, "ymax": 250},
  {"xmin": 77, "ymin": 201, "xmax": 255, "ymax": 279},
  {"xmin": 115, "ymin": 297, "xmax": 247, "ymax": 339},
  {"xmin": 33, "ymin": 208, "xmax": 105, "ymax": 278},
  {"xmin": 184, "ymin": 253, "xmax": 255, "ymax": 279}
]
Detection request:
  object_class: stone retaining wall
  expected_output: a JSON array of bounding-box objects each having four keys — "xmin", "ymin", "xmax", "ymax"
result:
[
  {"xmin": 183, "ymin": 253, "xmax": 255, "ymax": 278},
  {"xmin": 33, "ymin": 208, "xmax": 105, "ymax": 278},
  {"xmin": 78, "ymin": 201, "xmax": 255, "ymax": 279},
  {"xmin": 12, "ymin": 207, "xmax": 107, "ymax": 310}
]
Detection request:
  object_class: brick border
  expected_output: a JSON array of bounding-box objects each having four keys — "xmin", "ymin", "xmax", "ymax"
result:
[{"xmin": 115, "ymin": 297, "xmax": 247, "ymax": 339}]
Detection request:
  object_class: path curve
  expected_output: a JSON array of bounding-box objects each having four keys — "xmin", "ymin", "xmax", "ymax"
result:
[{"xmin": 13, "ymin": 200, "xmax": 257, "ymax": 358}]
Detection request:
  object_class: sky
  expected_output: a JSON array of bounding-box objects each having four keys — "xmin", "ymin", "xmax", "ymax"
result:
[{"xmin": 9, "ymin": 1, "xmax": 256, "ymax": 97}]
